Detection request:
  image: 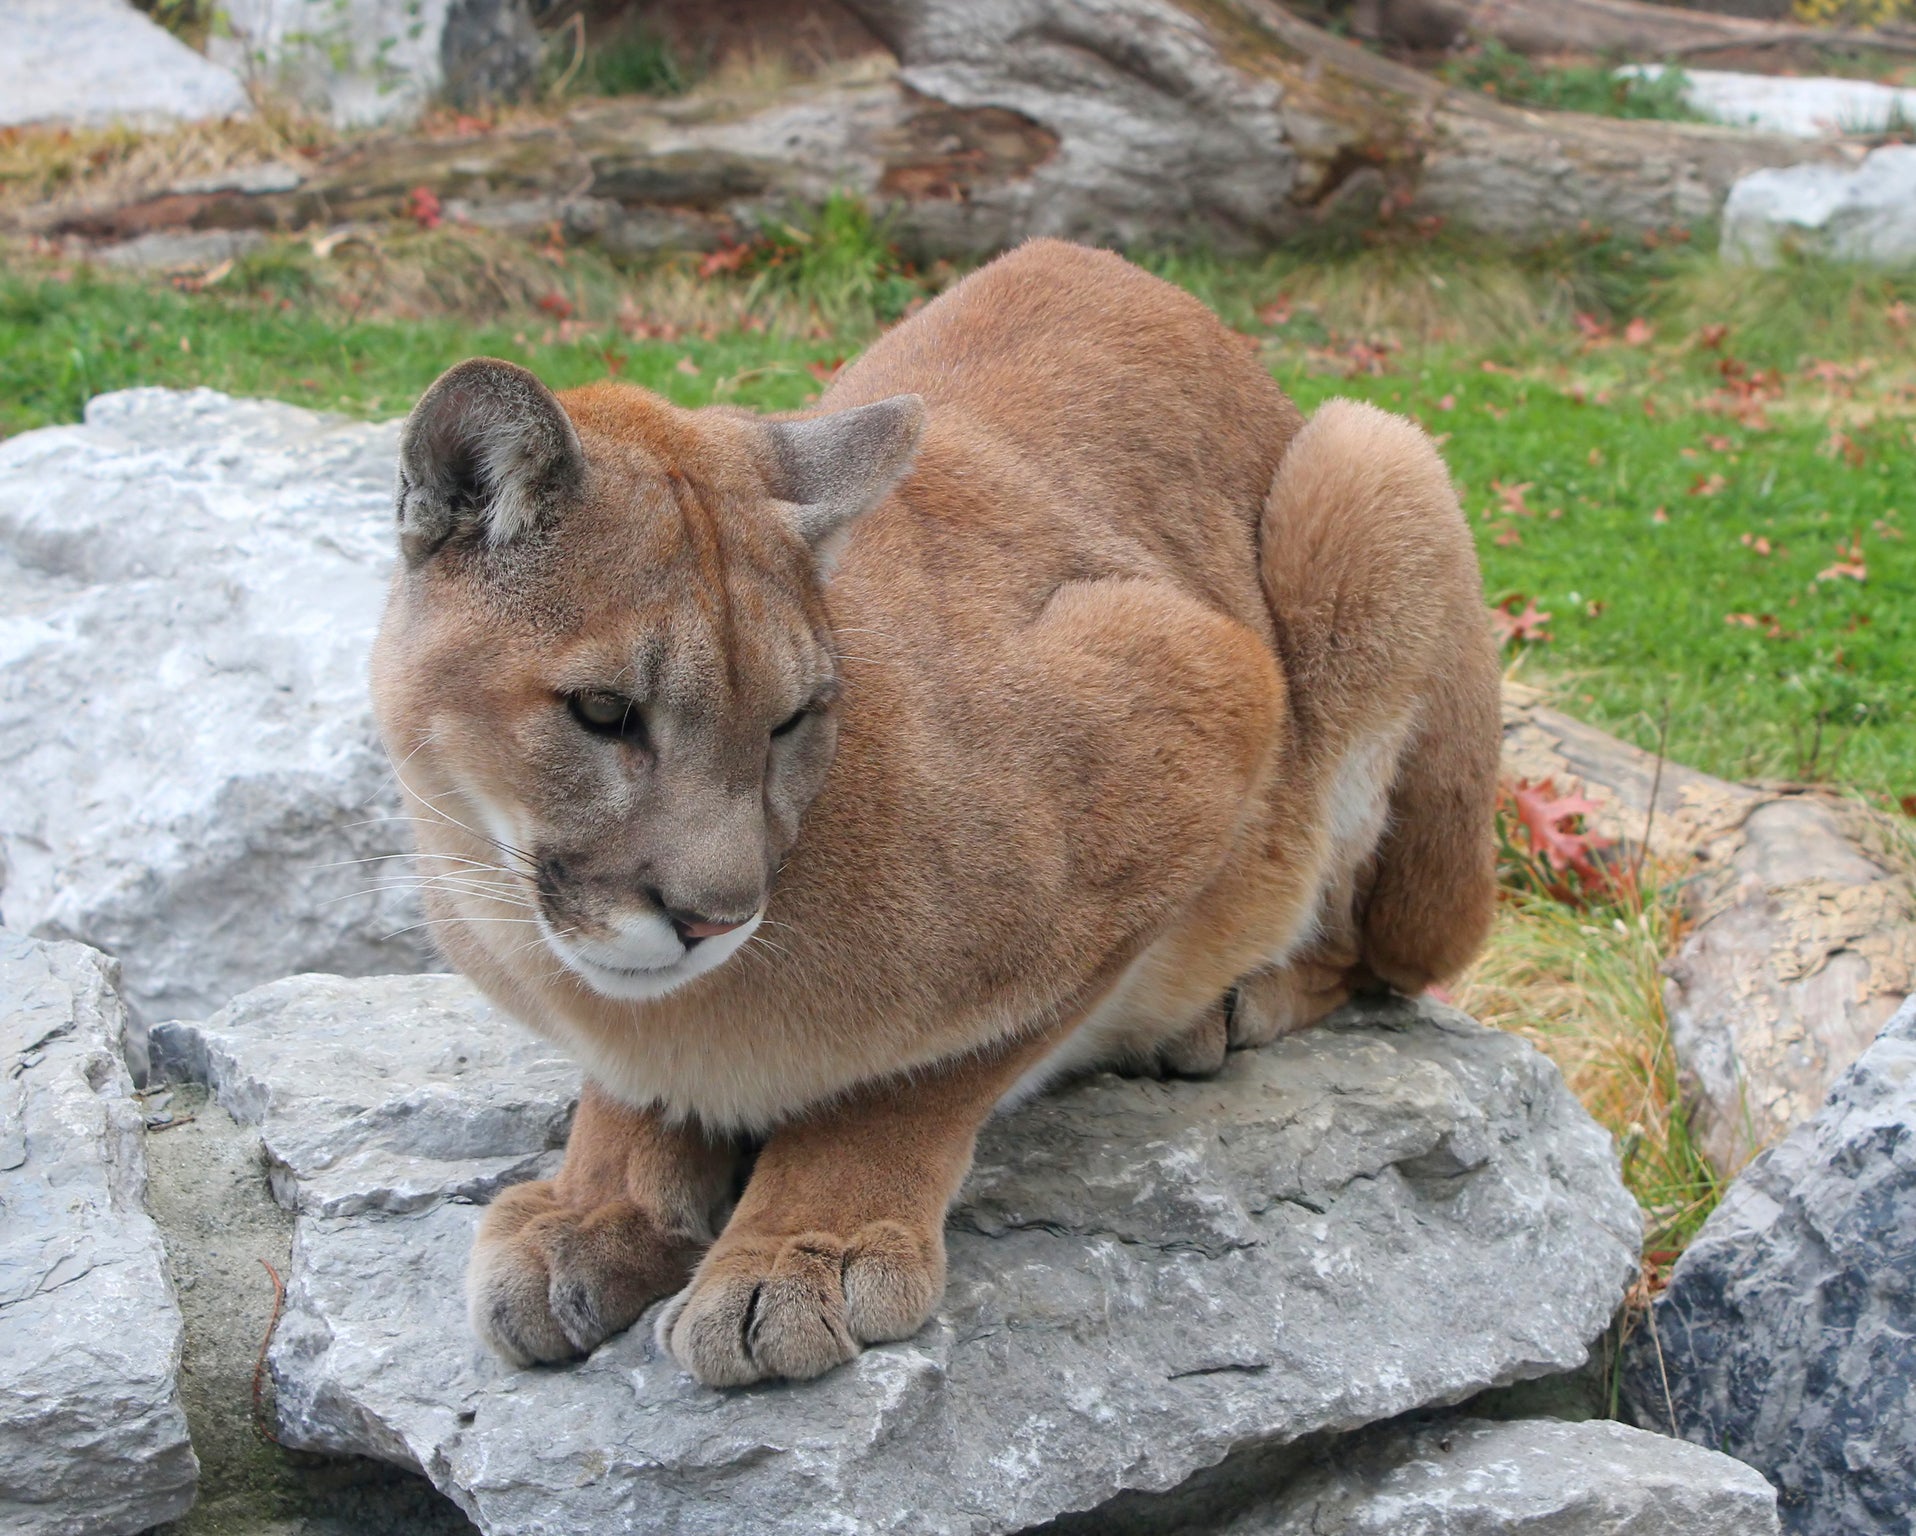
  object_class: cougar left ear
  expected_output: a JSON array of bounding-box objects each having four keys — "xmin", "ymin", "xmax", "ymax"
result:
[
  {"xmin": 395, "ymin": 358, "xmax": 584, "ymax": 565},
  {"xmin": 763, "ymin": 394, "xmax": 925, "ymax": 565}
]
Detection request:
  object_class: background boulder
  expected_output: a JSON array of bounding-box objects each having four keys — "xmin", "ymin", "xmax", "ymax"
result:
[
  {"xmin": 1722, "ymin": 144, "xmax": 1916, "ymax": 266},
  {"xmin": 0, "ymin": 0, "xmax": 250, "ymax": 130},
  {"xmin": 212, "ymin": 0, "xmax": 543, "ymax": 127},
  {"xmin": 0, "ymin": 389, "xmax": 428, "ymax": 1024}
]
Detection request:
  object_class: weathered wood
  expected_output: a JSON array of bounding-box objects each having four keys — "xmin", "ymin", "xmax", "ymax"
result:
[
  {"xmin": 20, "ymin": 1, "xmax": 1837, "ymax": 260},
  {"xmin": 1353, "ymin": 0, "xmax": 1916, "ymax": 60}
]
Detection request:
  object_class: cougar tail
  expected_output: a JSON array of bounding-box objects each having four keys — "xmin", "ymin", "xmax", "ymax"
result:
[{"xmin": 1258, "ymin": 398, "xmax": 1501, "ymax": 993}]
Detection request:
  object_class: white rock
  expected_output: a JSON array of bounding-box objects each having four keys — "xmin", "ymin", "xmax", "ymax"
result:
[
  {"xmin": 1721, "ymin": 143, "xmax": 1916, "ymax": 266},
  {"xmin": 0, "ymin": 389, "xmax": 430, "ymax": 1023},
  {"xmin": 0, "ymin": 0, "xmax": 251, "ymax": 129},
  {"xmin": 1229, "ymin": 1416, "xmax": 1779, "ymax": 1535},
  {"xmin": 0, "ymin": 930, "xmax": 197, "ymax": 1535},
  {"xmin": 156, "ymin": 977, "xmax": 1641, "ymax": 1535},
  {"xmin": 1621, "ymin": 65, "xmax": 1916, "ymax": 139},
  {"xmin": 212, "ymin": 0, "xmax": 541, "ymax": 129}
]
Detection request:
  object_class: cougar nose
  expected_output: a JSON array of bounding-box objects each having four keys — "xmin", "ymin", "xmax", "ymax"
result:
[
  {"xmin": 673, "ymin": 913, "xmax": 746, "ymax": 947},
  {"xmin": 647, "ymin": 894, "xmax": 748, "ymax": 949}
]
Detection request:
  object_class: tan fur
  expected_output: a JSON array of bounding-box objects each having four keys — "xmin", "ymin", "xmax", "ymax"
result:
[{"xmin": 369, "ymin": 240, "xmax": 1500, "ymax": 1386}]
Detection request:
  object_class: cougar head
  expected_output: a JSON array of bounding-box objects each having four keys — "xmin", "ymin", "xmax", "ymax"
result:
[{"xmin": 370, "ymin": 358, "xmax": 923, "ymax": 1001}]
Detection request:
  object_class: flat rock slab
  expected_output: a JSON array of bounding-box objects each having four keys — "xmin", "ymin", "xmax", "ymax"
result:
[
  {"xmin": 0, "ymin": 0, "xmax": 250, "ymax": 129},
  {"xmin": 0, "ymin": 388, "xmax": 429, "ymax": 1022},
  {"xmin": 1227, "ymin": 1415, "xmax": 1778, "ymax": 1535},
  {"xmin": 156, "ymin": 975, "xmax": 1639, "ymax": 1534},
  {"xmin": 1625, "ymin": 995, "xmax": 1916, "ymax": 1535},
  {"xmin": 0, "ymin": 930, "xmax": 196, "ymax": 1535}
]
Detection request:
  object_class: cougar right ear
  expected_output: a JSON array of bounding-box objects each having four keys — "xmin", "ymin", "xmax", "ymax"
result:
[{"xmin": 395, "ymin": 358, "xmax": 584, "ymax": 565}]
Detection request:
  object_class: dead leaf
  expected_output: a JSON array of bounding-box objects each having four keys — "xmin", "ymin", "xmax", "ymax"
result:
[
  {"xmin": 1689, "ymin": 472, "xmax": 1727, "ymax": 497},
  {"xmin": 1492, "ymin": 479, "xmax": 1535, "ymax": 516},
  {"xmin": 1623, "ymin": 317, "xmax": 1654, "ymax": 346},
  {"xmin": 1817, "ymin": 535, "xmax": 1867, "ymax": 583},
  {"xmin": 698, "ymin": 243, "xmax": 752, "ymax": 278},
  {"xmin": 675, "ymin": 356, "xmax": 701, "ymax": 376},
  {"xmin": 1489, "ymin": 596, "xmax": 1552, "ymax": 647}
]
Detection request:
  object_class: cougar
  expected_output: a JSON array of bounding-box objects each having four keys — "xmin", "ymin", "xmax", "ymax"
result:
[{"xmin": 369, "ymin": 239, "xmax": 1500, "ymax": 1388}]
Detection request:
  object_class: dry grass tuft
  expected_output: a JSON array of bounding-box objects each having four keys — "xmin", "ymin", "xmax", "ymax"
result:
[{"xmin": 1453, "ymin": 861, "xmax": 1721, "ymax": 1272}]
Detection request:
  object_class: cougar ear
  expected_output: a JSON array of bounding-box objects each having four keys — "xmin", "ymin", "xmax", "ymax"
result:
[
  {"xmin": 395, "ymin": 358, "xmax": 584, "ymax": 565},
  {"xmin": 764, "ymin": 394, "xmax": 924, "ymax": 566}
]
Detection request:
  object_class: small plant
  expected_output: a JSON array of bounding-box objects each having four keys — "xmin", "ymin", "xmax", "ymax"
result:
[
  {"xmin": 576, "ymin": 20, "xmax": 689, "ymax": 98},
  {"xmin": 740, "ymin": 193, "xmax": 927, "ymax": 323},
  {"xmin": 1444, "ymin": 42, "xmax": 1702, "ymax": 122}
]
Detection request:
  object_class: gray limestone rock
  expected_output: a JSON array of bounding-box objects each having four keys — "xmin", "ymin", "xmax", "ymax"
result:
[
  {"xmin": 1722, "ymin": 144, "xmax": 1916, "ymax": 267},
  {"xmin": 157, "ymin": 975, "xmax": 1640, "ymax": 1534},
  {"xmin": 0, "ymin": 388, "xmax": 431, "ymax": 1023},
  {"xmin": 213, "ymin": 0, "xmax": 541, "ymax": 128},
  {"xmin": 0, "ymin": 0, "xmax": 250, "ymax": 129},
  {"xmin": 149, "ymin": 973, "xmax": 578, "ymax": 1218},
  {"xmin": 0, "ymin": 930, "xmax": 197, "ymax": 1535},
  {"xmin": 1225, "ymin": 1415, "xmax": 1779, "ymax": 1535},
  {"xmin": 1623, "ymin": 995, "xmax": 1916, "ymax": 1535}
]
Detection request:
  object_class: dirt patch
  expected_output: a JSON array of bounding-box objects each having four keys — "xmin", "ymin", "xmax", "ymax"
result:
[{"xmin": 141, "ymin": 1084, "xmax": 476, "ymax": 1536}]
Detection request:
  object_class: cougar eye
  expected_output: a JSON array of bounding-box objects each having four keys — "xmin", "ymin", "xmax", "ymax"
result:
[
  {"xmin": 568, "ymin": 691, "xmax": 644, "ymax": 742},
  {"xmin": 771, "ymin": 706, "xmax": 810, "ymax": 739}
]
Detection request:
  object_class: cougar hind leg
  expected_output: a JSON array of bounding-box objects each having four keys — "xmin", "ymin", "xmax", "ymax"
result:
[{"xmin": 1255, "ymin": 398, "xmax": 1501, "ymax": 1013}]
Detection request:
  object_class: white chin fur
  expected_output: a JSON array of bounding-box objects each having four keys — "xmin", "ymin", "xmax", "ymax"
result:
[{"xmin": 541, "ymin": 911, "xmax": 762, "ymax": 1001}]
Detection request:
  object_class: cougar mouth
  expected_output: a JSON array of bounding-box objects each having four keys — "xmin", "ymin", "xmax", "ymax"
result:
[{"xmin": 538, "ymin": 908, "xmax": 766, "ymax": 1002}]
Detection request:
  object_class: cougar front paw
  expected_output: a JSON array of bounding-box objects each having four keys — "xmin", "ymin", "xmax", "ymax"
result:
[
  {"xmin": 468, "ymin": 1180, "xmax": 703, "ymax": 1367},
  {"xmin": 657, "ymin": 1219, "xmax": 943, "ymax": 1387}
]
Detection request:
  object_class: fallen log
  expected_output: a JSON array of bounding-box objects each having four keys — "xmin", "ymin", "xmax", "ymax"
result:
[
  {"xmin": 21, "ymin": 0, "xmax": 1836, "ymax": 260},
  {"xmin": 1352, "ymin": 0, "xmax": 1916, "ymax": 60}
]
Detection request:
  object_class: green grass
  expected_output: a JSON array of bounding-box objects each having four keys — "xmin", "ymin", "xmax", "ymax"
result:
[
  {"xmin": 0, "ymin": 267, "xmax": 838, "ymax": 431},
  {"xmin": 1442, "ymin": 41, "xmax": 1703, "ymax": 121},
  {"xmin": 3, "ymin": 235, "xmax": 1913, "ymax": 807}
]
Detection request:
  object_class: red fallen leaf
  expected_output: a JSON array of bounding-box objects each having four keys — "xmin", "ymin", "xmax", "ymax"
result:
[
  {"xmin": 1652, "ymin": 506, "xmax": 1669, "ymax": 524},
  {"xmin": 1489, "ymin": 596, "xmax": 1552, "ymax": 647},
  {"xmin": 1899, "ymin": 795, "xmax": 1916, "ymax": 818},
  {"xmin": 697, "ymin": 242, "xmax": 752, "ymax": 279},
  {"xmin": 1480, "ymin": 359, "xmax": 1517, "ymax": 375},
  {"xmin": 675, "ymin": 355, "xmax": 701, "ymax": 376},
  {"xmin": 1436, "ymin": 393, "xmax": 1456, "ymax": 411},
  {"xmin": 1889, "ymin": 301, "xmax": 1912, "ymax": 331},
  {"xmin": 1690, "ymin": 472, "xmax": 1727, "ymax": 497},
  {"xmin": 1255, "ymin": 296, "xmax": 1293, "ymax": 327},
  {"xmin": 1803, "ymin": 358, "xmax": 1873, "ymax": 391},
  {"xmin": 1824, "ymin": 429, "xmax": 1866, "ymax": 467},
  {"xmin": 1511, "ymin": 779, "xmax": 1614, "ymax": 885},
  {"xmin": 1704, "ymin": 434, "xmax": 1734, "ymax": 452},
  {"xmin": 806, "ymin": 356, "xmax": 845, "ymax": 384},
  {"xmin": 1697, "ymin": 323, "xmax": 1730, "ymax": 350},
  {"xmin": 1491, "ymin": 478, "xmax": 1535, "ymax": 516},
  {"xmin": 1494, "ymin": 525, "xmax": 1523, "ymax": 546},
  {"xmin": 1740, "ymin": 532, "xmax": 1773, "ymax": 556},
  {"xmin": 1623, "ymin": 317, "xmax": 1655, "ymax": 346},
  {"xmin": 1573, "ymin": 311, "xmax": 1610, "ymax": 342},
  {"xmin": 403, "ymin": 185, "xmax": 442, "ymax": 230},
  {"xmin": 1817, "ymin": 534, "xmax": 1867, "ymax": 583},
  {"xmin": 600, "ymin": 348, "xmax": 626, "ymax": 377},
  {"xmin": 535, "ymin": 293, "xmax": 573, "ymax": 319}
]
